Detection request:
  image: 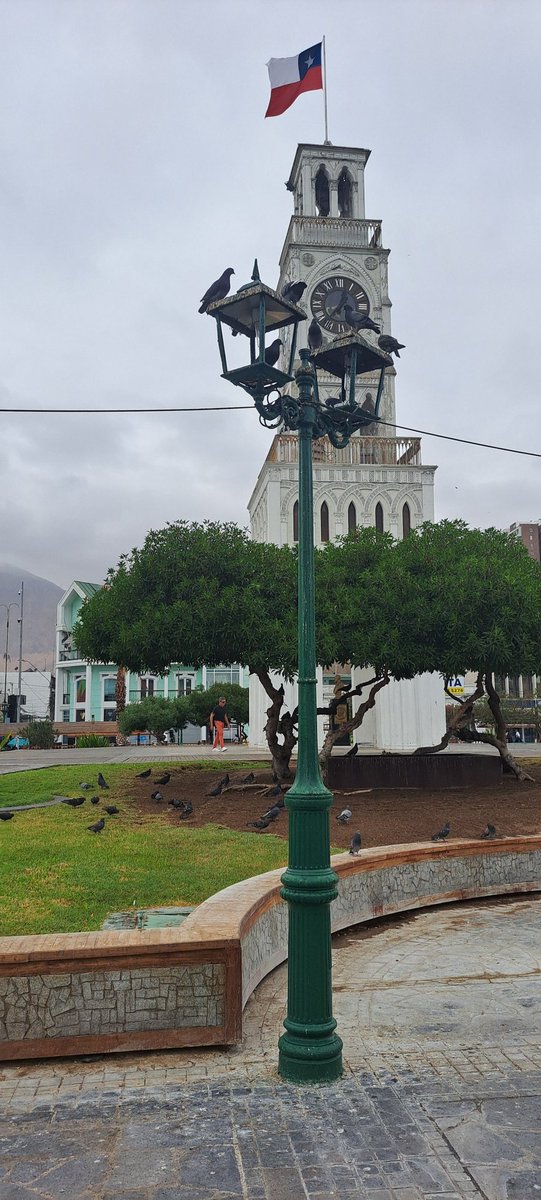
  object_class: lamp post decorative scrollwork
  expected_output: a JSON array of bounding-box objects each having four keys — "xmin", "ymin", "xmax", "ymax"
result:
[{"xmin": 207, "ymin": 261, "xmax": 392, "ymax": 1084}]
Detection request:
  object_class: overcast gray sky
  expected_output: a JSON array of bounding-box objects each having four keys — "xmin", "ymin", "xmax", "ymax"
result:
[{"xmin": 2, "ymin": 0, "xmax": 540, "ymax": 589}]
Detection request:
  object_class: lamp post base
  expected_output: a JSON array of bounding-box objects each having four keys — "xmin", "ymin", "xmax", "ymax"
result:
[{"xmin": 278, "ymin": 1026, "xmax": 343, "ymax": 1084}]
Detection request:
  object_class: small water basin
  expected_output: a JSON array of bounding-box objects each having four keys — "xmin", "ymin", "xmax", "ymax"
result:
[{"xmin": 102, "ymin": 906, "xmax": 194, "ymax": 931}]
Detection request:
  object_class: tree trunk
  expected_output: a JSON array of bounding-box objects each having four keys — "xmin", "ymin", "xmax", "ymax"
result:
[
  {"xmin": 319, "ymin": 675, "xmax": 390, "ymax": 783},
  {"xmin": 483, "ymin": 672, "xmax": 534, "ymax": 781},
  {"xmin": 252, "ymin": 667, "xmax": 296, "ymax": 781},
  {"xmin": 413, "ymin": 673, "xmax": 485, "ymax": 755},
  {"xmin": 115, "ymin": 664, "xmax": 128, "ymax": 747}
]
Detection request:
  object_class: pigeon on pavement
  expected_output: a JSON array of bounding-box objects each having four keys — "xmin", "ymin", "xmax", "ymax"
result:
[
  {"xmin": 349, "ymin": 831, "xmax": 362, "ymax": 855},
  {"xmin": 281, "ymin": 281, "xmax": 307, "ymax": 304},
  {"xmin": 378, "ymin": 334, "xmax": 405, "ymax": 358},
  {"xmin": 88, "ymin": 818, "xmax": 105, "ymax": 833},
  {"xmin": 432, "ymin": 821, "xmax": 451, "ymax": 842},
  {"xmin": 265, "ymin": 338, "xmax": 283, "ymax": 366},
  {"xmin": 308, "ymin": 318, "xmax": 323, "ymax": 351},
  {"xmin": 198, "ymin": 268, "xmax": 235, "ymax": 314},
  {"xmin": 97, "ymin": 773, "xmax": 109, "ymax": 789},
  {"xmin": 336, "ymin": 808, "xmax": 353, "ymax": 824}
]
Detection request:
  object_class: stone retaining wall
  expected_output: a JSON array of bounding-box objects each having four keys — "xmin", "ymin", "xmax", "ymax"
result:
[{"xmin": 1, "ymin": 836, "xmax": 540, "ymax": 1061}]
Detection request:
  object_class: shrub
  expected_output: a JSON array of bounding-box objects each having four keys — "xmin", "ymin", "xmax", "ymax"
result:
[
  {"xmin": 25, "ymin": 720, "xmax": 58, "ymax": 749},
  {"xmin": 76, "ymin": 734, "xmax": 112, "ymax": 748}
]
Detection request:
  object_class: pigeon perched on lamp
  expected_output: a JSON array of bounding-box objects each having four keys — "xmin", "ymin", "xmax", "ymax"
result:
[{"xmin": 198, "ymin": 268, "xmax": 235, "ymax": 314}]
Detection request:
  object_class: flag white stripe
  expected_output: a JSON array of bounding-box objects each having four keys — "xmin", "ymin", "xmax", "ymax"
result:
[{"xmin": 266, "ymin": 54, "xmax": 301, "ymax": 89}]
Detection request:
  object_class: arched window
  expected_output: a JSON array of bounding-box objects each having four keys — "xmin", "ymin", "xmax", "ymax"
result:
[
  {"xmin": 315, "ymin": 166, "xmax": 330, "ymax": 217},
  {"xmin": 320, "ymin": 501, "xmax": 330, "ymax": 542},
  {"xmin": 293, "ymin": 500, "xmax": 299, "ymax": 542},
  {"xmin": 347, "ymin": 501, "xmax": 357, "ymax": 533},
  {"xmin": 375, "ymin": 502, "xmax": 384, "ymax": 533},
  {"xmin": 402, "ymin": 502, "xmax": 411, "ymax": 538},
  {"xmin": 337, "ymin": 168, "xmax": 353, "ymax": 217}
]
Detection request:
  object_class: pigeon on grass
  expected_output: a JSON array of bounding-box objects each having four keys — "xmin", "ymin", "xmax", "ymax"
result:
[
  {"xmin": 97, "ymin": 773, "xmax": 109, "ymax": 789},
  {"xmin": 104, "ymin": 805, "xmax": 120, "ymax": 816},
  {"xmin": 248, "ymin": 816, "xmax": 271, "ymax": 830},
  {"xmin": 88, "ymin": 818, "xmax": 105, "ymax": 833},
  {"xmin": 90, "ymin": 796, "xmax": 100, "ymax": 805},
  {"xmin": 0, "ymin": 811, "xmax": 14, "ymax": 821},
  {"xmin": 136, "ymin": 768, "xmax": 151, "ymax": 780},
  {"xmin": 62, "ymin": 797, "xmax": 85, "ymax": 808}
]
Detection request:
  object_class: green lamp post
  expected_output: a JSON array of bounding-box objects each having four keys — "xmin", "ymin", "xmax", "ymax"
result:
[{"xmin": 207, "ymin": 262, "xmax": 392, "ymax": 1084}]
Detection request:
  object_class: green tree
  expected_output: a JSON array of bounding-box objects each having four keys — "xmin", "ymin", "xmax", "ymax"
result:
[{"xmin": 118, "ymin": 696, "xmax": 190, "ymax": 743}]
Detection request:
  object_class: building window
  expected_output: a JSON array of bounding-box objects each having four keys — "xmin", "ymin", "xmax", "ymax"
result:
[
  {"xmin": 62, "ymin": 709, "xmax": 69, "ymax": 722},
  {"xmin": 75, "ymin": 677, "xmax": 86, "ymax": 704},
  {"xmin": 320, "ymin": 501, "xmax": 330, "ymax": 542},
  {"xmin": 103, "ymin": 708, "xmax": 116, "ymax": 722},
  {"xmin": 206, "ymin": 666, "xmax": 241, "ymax": 688},
  {"xmin": 402, "ymin": 502, "xmax": 411, "ymax": 538},
  {"xmin": 103, "ymin": 677, "xmax": 116, "ymax": 702},
  {"xmin": 375, "ymin": 502, "xmax": 384, "ymax": 533},
  {"xmin": 293, "ymin": 499, "xmax": 299, "ymax": 542},
  {"xmin": 315, "ymin": 166, "xmax": 330, "ymax": 217},
  {"xmin": 347, "ymin": 501, "xmax": 356, "ymax": 533},
  {"xmin": 140, "ymin": 677, "xmax": 155, "ymax": 699},
  {"xmin": 177, "ymin": 676, "xmax": 193, "ymax": 697},
  {"xmin": 75, "ymin": 710, "xmax": 86, "ymax": 722},
  {"xmin": 337, "ymin": 168, "xmax": 353, "ymax": 217}
]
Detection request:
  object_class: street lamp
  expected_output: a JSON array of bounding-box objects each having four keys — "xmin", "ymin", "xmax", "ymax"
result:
[
  {"xmin": 1, "ymin": 603, "xmax": 20, "ymax": 721},
  {"xmin": 208, "ymin": 262, "xmax": 392, "ymax": 1084}
]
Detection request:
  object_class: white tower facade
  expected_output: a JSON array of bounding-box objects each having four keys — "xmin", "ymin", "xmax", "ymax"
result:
[{"xmin": 248, "ymin": 143, "xmax": 444, "ymax": 751}]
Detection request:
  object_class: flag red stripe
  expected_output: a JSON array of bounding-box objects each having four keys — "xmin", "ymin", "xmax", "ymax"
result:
[{"xmin": 265, "ymin": 66, "xmax": 323, "ymax": 118}]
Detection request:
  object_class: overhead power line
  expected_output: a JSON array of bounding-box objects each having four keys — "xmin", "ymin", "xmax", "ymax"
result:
[{"xmin": 2, "ymin": 403, "xmax": 541, "ymax": 459}]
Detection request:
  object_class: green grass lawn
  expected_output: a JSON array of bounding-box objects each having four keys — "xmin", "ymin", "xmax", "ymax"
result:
[{"xmin": 0, "ymin": 762, "xmax": 289, "ymax": 937}]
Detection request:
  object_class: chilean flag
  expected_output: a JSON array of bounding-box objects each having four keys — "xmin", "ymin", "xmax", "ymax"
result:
[{"xmin": 265, "ymin": 43, "xmax": 323, "ymax": 118}]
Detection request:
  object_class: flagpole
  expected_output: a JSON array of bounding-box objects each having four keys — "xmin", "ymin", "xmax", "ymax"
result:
[{"xmin": 322, "ymin": 36, "xmax": 329, "ymax": 143}]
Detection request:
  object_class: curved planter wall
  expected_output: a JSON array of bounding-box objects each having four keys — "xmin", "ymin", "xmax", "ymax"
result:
[{"xmin": 0, "ymin": 836, "xmax": 540, "ymax": 1061}]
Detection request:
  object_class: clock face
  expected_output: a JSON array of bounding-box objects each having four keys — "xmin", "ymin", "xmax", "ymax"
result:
[{"xmin": 310, "ymin": 275, "xmax": 370, "ymax": 336}]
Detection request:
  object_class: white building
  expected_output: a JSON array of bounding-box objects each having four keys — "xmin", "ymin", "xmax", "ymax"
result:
[
  {"xmin": 2, "ymin": 670, "xmax": 51, "ymax": 720},
  {"xmin": 248, "ymin": 142, "xmax": 445, "ymax": 751}
]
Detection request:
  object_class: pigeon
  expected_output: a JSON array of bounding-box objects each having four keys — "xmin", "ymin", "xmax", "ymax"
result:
[
  {"xmin": 62, "ymin": 797, "xmax": 85, "ymax": 808},
  {"xmin": 208, "ymin": 780, "xmax": 223, "ymax": 797},
  {"xmin": 248, "ymin": 816, "xmax": 271, "ymax": 830},
  {"xmin": 104, "ymin": 805, "xmax": 119, "ymax": 815},
  {"xmin": 220, "ymin": 774, "xmax": 230, "ymax": 788},
  {"xmin": 265, "ymin": 338, "xmax": 283, "ymax": 366},
  {"xmin": 97, "ymin": 772, "xmax": 109, "ymax": 789},
  {"xmin": 241, "ymin": 772, "xmax": 255, "ymax": 784},
  {"xmin": 336, "ymin": 808, "xmax": 353, "ymax": 824},
  {"xmin": 481, "ymin": 823, "xmax": 496, "ymax": 839},
  {"xmin": 136, "ymin": 768, "xmax": 151, "ymax": 779},
  {"xmin": 345, "ymin": 743, "xmax": 358, "ymax": 758},
  {"xmin": 150, "ymin": 790, "xmax": 163, "ymax": 802},
  {"xmin": 265, "ymin": 783, "xmax": 283, "ymax": 798},
  {"xmin": 308, "ymin": 318, "xmax": 323, "ymax": 351},
  {"xmin": 0, "ymin": 811, "xmax": 14, "ymax": 821},
  {"xmin": 170, "ymin": 797, "xmax": 184, "ymax": 809},
  {"xmin": 325, "ymin": 395, "xmax": 347, "ymax": 409},
  {"xmin": 90, "ymin": 796, "xmax": 100, "ymax": 805},
  {"xmin": 349, "ymin": 831, "xmax": 362, "ymax": 855},
  {"xmin": 281, "ymin": 280, "xmax": 307, "ymax": 304},
  {"xmin": 378, "ymin": 334, "xmax": 405, "ymax": 358},
  {"xmin": 154, "ymin": 773, "xmax": 171, "ymax": 785},
  {"xmin": 264, "ymin": 805, "xmax": 281, "ymax": 821},
  {"xmin": 179, "ymin": 801, "xmax": 194, "ymax": 819},
  {"xmin": 432, "ymin": 821, "xmax": 451, "ymax": 842},
  {"xmin": 344, "ymin": 308, "xmax": 381, "ymax": 335},
  {"xmin": 198, "ymin": 267, "xmax": 235, "ymax": 314},
  {"xmin": 88, "ymin": 818, "xmax": 105, "ymax": 833},
  {"xmin": 80, "ymin": 782, "xmax": 92, "ymax": 790}
]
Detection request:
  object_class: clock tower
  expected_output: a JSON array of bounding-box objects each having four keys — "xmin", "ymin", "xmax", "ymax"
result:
[{"xmin": 247, "ymin": 142, "xmax": 444, "ymax": 750}]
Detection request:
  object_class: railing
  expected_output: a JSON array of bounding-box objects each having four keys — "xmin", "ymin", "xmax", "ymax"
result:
[
  {"xmin": 269, "ymin": 433, "xmax": 422, "ymax": 467},
  {"xmin": 283, "ymin": 215, "xmax": 383, "ymax": 253},
  {"xmin": 58, "ymin": 649, "xmax": 81, "ymax": 662}
]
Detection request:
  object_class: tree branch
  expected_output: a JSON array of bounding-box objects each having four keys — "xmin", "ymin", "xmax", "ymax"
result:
[
  {"xmin": 413, "ymin": 672, "xmax": 485, "ymax": 755},
  {"xmin": 319, "ymin": 674, "xmax": 390, "ymax": 778}
]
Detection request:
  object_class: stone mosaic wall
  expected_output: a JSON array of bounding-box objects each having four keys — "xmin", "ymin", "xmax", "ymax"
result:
[
  {"xmin": 241, "ymin": 901, "xmax": 287, "ymax": 1007},
  {"xmin": 0, "ymin": 963, "xmax": 224, "ymax": 1043}
]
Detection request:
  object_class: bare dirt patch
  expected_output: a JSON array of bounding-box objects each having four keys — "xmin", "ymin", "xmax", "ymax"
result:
[{"xmin": 131, "ymin": 761, "xmax": 541, "ymax": 849}]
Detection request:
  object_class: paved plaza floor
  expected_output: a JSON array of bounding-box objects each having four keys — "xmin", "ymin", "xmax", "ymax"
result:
[{"xmin": 2, "ymin": 895, "xmax": 541, "ymax": 1197}]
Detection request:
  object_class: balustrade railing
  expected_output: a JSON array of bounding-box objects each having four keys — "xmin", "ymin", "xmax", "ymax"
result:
[
  {"xmin": 269, "ymin": 433, "xmax": 421, "ymax": 467},
  {"xmin": 283, "ymin": 215, "xmax": 383, "ymax": 253}
]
